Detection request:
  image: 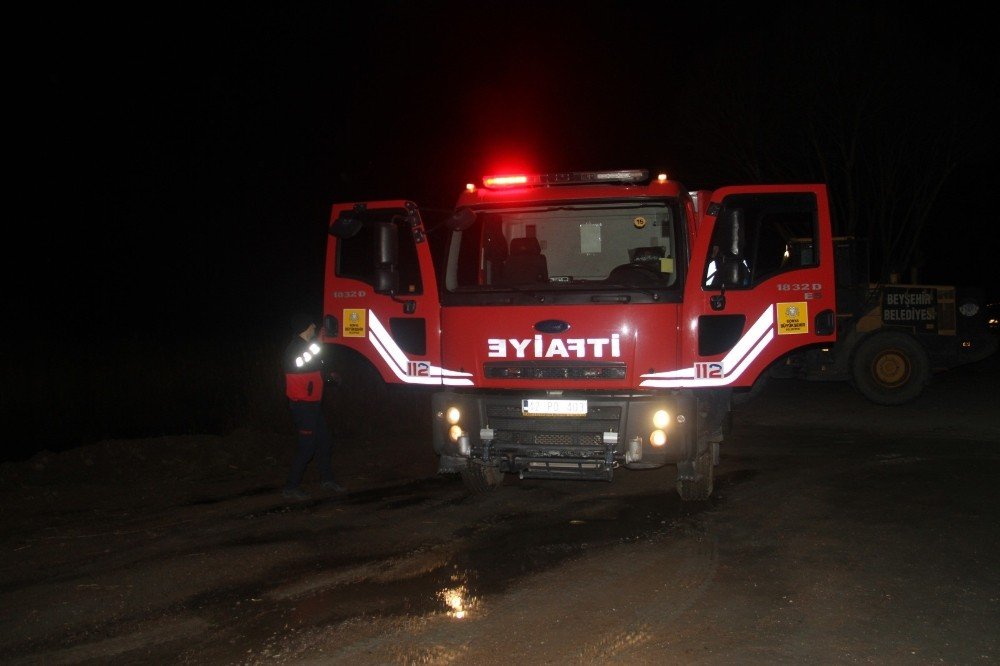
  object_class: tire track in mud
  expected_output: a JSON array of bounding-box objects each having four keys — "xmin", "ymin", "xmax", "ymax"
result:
[{"xmin": 5, "ymin": 617, "xmax": 210, "ymax": 666}]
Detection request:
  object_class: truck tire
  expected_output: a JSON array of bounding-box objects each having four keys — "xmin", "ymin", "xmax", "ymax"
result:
[
  {"xmin": 460, "ymin": 462, "xmax": 504, "ymax": 493},
  {"xmin": 676, "ymin": 449, "xmax": 714, "ymax": 501},
  {"xmin": 851, "ymin": 331, "xmax": 931, "ymax": 405}
]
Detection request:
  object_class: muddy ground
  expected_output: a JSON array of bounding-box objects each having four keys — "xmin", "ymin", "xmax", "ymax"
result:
[{"xmin": 1, "ymin": 354, "xmax": 997, "ymax": 664}]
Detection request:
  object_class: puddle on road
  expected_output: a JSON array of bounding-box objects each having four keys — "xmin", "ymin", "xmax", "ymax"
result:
[
  {"xmin": 272, "ymin": 487, "xmax": 732, "ymax": 627},
  {"xmin": 190, "ymin": 470, "xmax": 756, "ymax": 637}
]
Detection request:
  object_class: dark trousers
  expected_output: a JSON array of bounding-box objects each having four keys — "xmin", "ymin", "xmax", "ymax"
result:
[{"xmin": 285, "ymin": 402, "xmax": 334, "ymax": 490}]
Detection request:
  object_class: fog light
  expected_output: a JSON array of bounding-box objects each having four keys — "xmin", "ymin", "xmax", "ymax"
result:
[
  {"xmin": 449, "ymin": 425, "xmax": 463, "ymax": 442},
  {"xmin": 652, "ymin": 409, "xmax": 669, "ymax": 429},
  {"xmin": 446, "ymin": 407, "xmax": 461, "ymax": 425},
  {"xmin": 649, "ymin": 429, "xmax": 667, "ymax": 447}
]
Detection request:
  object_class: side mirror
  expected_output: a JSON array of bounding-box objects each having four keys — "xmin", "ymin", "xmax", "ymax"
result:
[
  {"xmin": 446, "ymin": 207, "xmax": 476, "ymax": 231},
  {"xmin": 376, "ymin": 221, "xmax": 398, "ymax": 267},
  {"xmin": 373, "ymin": 222, "xmax": 399, "ymax": 295},
  {"xmin": 721, "ymin": 254, "xmax": 744, "ymax": 285},
  {"xmin": 329, "ymin": 214, "xmax": 362, "ymax": 239},
  {"xmin": 374, "ymin": 266, "xmax": 399, "ymax": 295},
  {"xmin": 718, "ymin": 208, "xmax": 748, "ymax": 288},
  {"xmin": 726, "ymin": 208, "xmax": 745, "ymax": 256},
  {"xmin": 329, "ymin": 204, "xmax": 367, "ymax": 239}
]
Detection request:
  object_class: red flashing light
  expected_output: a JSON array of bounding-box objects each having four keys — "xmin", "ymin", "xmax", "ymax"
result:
[
  {"xmin": 481, "ymin": 169, "xmax": 649, "ymax": 189},
  {"xmin": 483, "ymin": 174, "xmax": 529, "ymax": 188}
]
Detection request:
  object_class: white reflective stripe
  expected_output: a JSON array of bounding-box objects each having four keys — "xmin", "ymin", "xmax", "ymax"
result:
[
  {"xmin": 718, "ymin": 304, "xmax": 774, "ymax": 374},
  {"xmin": 367, "ymin": 311, "xmax": 474, "ymax": 386},
  {"xmin": 640, "ymin": 305, "xmax": 775, "ymax": 387},
  {"xmin": 642, "ymin": 306, "xmax": 773, "ymax": 380},
  {"xmin": 367, "ymin": 329, "xmax": 432, "ymax": 383}
]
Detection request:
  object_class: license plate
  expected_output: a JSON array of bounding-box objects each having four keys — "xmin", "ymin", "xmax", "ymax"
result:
[{"xmin": 522, "ymin": 399, "xmax": 588, "ymax": 416}]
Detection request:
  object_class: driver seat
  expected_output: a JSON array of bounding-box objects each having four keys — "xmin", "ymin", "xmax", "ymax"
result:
[{"xmin": 502, "ymin": 237, "xmax": 548, "ymax": 284}]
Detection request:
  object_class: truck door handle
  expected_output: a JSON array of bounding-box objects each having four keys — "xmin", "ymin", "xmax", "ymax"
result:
[
  {"xmin": 815, "ymin": 308, "xmax": 835, "ymax": 335},
  {"xmin": 710, "ymin": 282, "xmax": 727, "ymax": 311},
  {"xmin": 391, "ymin": 295, "xmax": 417, "ymax": 314}
]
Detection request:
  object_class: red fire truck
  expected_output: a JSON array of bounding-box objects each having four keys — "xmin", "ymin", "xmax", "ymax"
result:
[{"xmin": 323, "ymin": 169, "xmax": 840, "ymax": 500}]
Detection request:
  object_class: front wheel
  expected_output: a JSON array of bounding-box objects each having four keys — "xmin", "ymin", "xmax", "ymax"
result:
[
  {"xmin": 460, "ymin": 462, "xmax": 504, "ymax": 493},
  {"xmin": 851, "ymin": 331, "xmax": 931, "ymax": 405},
  {"xmin": 677, "ymin": 448, "xmax": 714, "ymax": 501}
]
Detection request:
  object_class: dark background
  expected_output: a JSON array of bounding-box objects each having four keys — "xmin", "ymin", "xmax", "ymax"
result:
[{"xmin": 5, "ymin": 1, "xmax": 999, "ymax": 458}]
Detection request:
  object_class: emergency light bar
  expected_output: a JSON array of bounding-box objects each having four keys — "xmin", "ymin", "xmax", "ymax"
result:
[
  {"xmin": 482, "ymin": 169, "xmax": 649, "ymax": 189},
  {"xmin": 483, "ymin": 174, "xmax": 529, "ymax": 187}
]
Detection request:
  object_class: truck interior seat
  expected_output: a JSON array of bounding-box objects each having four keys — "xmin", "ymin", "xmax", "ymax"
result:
[{"xmin": 502, "ymin": 237, "xmax": 548, "ymax": 284}]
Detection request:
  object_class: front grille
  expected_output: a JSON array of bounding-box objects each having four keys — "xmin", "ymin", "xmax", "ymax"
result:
[
  {"xmin": 484, "ymin": 362, "xmax": 626, "ymax": 380},
  {"xmin": 485, "ymin": 403, "xmax": 621, "ymax": 450}
]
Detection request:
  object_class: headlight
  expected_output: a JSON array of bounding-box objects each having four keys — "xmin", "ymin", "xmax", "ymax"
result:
[
  {"xmin": 652, "ymin": 410, "xmax": 670, "ymax": 429},
  {"xmin": 448, "ymin": 425, "xmax": 463, "ymax": 442},
  {"xmin": 446, "ymin": 407, "xmax": 461, "ymax": 424},
  {"xmin": 649, "ymin": 430, "xmax": 667, "ymax": 446}
]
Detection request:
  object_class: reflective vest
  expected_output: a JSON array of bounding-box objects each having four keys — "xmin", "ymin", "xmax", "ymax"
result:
[{"xmin": 284, "ymin": 336, "xmax": 324, "ymax": 402}]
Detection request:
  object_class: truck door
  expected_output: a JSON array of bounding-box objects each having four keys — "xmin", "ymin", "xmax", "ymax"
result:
[
  {"xmin": 323, "ymin": 200, "xmax": 452, "ymax": 386},
  {"xmin": 672, "ymin": 185, "xmax": 837, "ymax": 388}
]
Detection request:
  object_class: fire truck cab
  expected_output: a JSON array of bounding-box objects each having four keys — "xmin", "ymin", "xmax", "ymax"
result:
[{"xmin": 324, "ymin": 170, "xmax": 837, "ymax": 500}]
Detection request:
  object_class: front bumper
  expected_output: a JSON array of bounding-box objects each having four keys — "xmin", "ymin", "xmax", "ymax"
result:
[{"xmin": 432, "ymin": 391, "xmax": 696, "ymax": 481}]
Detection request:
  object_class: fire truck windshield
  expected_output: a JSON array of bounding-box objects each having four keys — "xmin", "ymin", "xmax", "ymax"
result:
[{"xmin": 442, "ymin": 200, "xmax": 684, "ymax": 299}]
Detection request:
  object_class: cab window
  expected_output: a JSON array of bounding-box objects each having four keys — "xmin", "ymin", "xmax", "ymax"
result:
[
  {"xmin": 704, "ymin": 192, "xmax": 818, "ymax": 289},
  {"xmin": 337, "ymin": 209, "xmax": 423, "ymax": 294}
]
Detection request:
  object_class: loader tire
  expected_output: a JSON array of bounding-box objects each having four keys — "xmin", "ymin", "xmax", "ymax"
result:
[{"xmin": 851, "ymin": 331, "xmax": 930, "ymax": 405}]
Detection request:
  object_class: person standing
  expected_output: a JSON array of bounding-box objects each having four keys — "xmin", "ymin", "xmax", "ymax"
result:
[{"xmin": 282, "ymin": 312, "xmax": 345, "ymax": 500}]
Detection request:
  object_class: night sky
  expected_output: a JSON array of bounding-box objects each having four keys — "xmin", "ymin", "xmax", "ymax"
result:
[{"xmin": 12, "ymin": 1, "xmax": 1000, "ymax": 346}]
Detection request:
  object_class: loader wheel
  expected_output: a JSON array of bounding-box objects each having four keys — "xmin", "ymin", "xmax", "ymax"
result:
[
  {"xmin": 460, "ymin": 462, "xmax": 504, "ymax": 494},
  {"xmin": 851, "ymin": 331, "xmax": 931, "ymax": 405},
  {"xmin": 677, "ymin": 448, "xmax": 714, "ymax": 501}
]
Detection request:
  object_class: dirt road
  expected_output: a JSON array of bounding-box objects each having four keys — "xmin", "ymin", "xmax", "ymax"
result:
[{"xmin": 1, "ymin": 357, "xmax": 997, "ymax": 664}]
